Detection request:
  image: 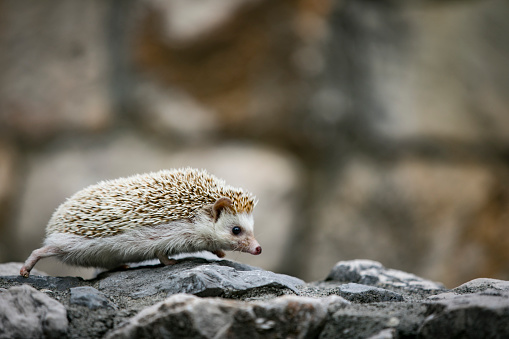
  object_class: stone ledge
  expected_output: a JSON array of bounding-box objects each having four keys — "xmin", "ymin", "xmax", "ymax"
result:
[{"xmin": 1, "ymin": 259, "xmax": 508, "ymax": 338}]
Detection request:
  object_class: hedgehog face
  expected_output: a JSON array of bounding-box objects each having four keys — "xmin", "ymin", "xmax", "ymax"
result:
[
  {"xmin": 211, "ymin": 197, "xmax": 261, "ymax": 255},
  {"xmin": 213, "ymin": 211, "xmax": 261, "ymax": 255}
]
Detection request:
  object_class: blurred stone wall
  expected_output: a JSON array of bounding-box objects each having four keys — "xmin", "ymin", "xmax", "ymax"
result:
[{"xmin": 0, "ymin": 0, "xmax": 508, "ymax": 287}]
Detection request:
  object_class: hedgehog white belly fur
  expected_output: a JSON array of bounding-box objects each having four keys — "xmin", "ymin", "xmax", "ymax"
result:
[{"xmin": 20, "ymin": 168, "xmax": 261, "ymax": 278}]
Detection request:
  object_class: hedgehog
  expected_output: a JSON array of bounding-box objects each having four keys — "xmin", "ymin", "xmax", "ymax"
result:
[{"xmin": 20, "ymin": 168, "xmax": 261, "ymax": 278}]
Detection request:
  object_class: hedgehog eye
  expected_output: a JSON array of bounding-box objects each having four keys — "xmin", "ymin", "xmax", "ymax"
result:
[{"xmin": 232, "ymin": 226, "xmax": 241, "ymax": 235}]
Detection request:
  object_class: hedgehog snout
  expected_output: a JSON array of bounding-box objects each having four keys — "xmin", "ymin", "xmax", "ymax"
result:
[
  {"xmin": 243, "ymin": 238, "xmax": 262, "ymax": 255},
  {"xmin": 247, "ymin": 245, "xmax": 262, "ymax": 255}
]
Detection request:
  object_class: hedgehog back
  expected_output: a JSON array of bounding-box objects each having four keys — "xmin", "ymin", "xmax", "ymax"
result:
[{"xmin": 45, "ymin": 168, "xmax": 256, "ymax": 238}]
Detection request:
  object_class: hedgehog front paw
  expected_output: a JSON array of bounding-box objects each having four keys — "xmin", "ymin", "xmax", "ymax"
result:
[
  {"xmin": 157, "ymin": 253, "xmax": 177, "ymax": 266},
  {"xmin": 212, "ymin": 250, "xmax": 226, "ymax": 258}
]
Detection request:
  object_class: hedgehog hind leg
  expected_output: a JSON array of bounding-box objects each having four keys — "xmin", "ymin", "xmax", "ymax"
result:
[
  {"xmin": 156, "ymin": 252, "xmax": 177, "ymax": 266},
  {"xmin": 20, "ymin": 245, "xmax": 60, "ymax": 278}
]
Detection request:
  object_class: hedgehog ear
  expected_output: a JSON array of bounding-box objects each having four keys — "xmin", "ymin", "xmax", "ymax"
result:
[{"xmin": 212, "ymin": 197, "xmax": 234, "ymax": 222}]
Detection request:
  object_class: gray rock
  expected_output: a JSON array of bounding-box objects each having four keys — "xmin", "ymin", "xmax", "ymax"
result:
[
  {"xmin": 452, "ymin": 278, "xmax": 509, "ymax": 294},
  {"xmin": 70, "ymin": 286, "xmax": 116, "ymax": 310},
  {"xmin": 1, "ymin": 258, "xmax": 509, "ymax": 338},
  {"xmin": 97, "ymin": 259, "xmax": 304, "ymax": 299},
  {"xmin": 300, "ymin": 281, "xmax": 404, "ymax": 303},
  {"xmin": 321, "ymin": 314, "xmax": 391, "ymax": 339},
  {"xmin": 0, "ymin": 284, "xmax": 68, "ymax": 339},
  {"xmin": 326, "ymin": 260, "xmax": 444, "ymax": 292},
  {"xmin": 421, "ymin": 291, "xmax": 509, "ymax": 338},
  {"xmin": 337, "ymin": 283, "xmax": 403, "ymax": 303},
  {"xmin": 320, "ymin": 304, "xmax": 416, "ymax": 339},
  {"xmin": 0, "ymin": 274, "xmax": 83, "ymax": 292},
  {"xmin": 0, "ymin": 1, "xmax": 113, "ymax": 143},
  {"xmin": 367, "ymin": 328, "xmax": 397, "ymax": 339},
  {"xmin": 105, "ymin": 293, "xmax": 348, "ymax": 339}
]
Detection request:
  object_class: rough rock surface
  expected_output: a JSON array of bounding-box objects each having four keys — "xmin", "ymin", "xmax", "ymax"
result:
[
  {"xmin": 326, "ymin": 259, "xmax": 445, "ymax": 294},
  {"xmin": 1, "ymin": 259, "xmax": 509, "ymax": 339},
  {"xmin": 0, "ymin": 284, "xmax": 68, "ymax": 339},
  {"xmin": 96, "ymin": 258, "xmax": 304, "ymax": 299},
  {"xmin": 105, "ymin": 294, "xmax": 347, "ymax": 339},
  {"xmin": 422, "ymin": 291, "xmax": 509, "ymax": 338},
  {"xmin": 70, "ymin": 286, "xmax": 117, "ymax": 310}
]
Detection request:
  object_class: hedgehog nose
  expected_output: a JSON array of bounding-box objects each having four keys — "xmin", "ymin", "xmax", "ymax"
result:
[{"xmin": 254, "ymin": 246, "xmax": 262, "ymax": 255}]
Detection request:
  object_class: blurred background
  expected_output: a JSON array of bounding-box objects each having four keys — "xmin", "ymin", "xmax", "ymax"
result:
[{"xmin": 1, "ymin": 0, "xmax": 509, "ymax": 288}]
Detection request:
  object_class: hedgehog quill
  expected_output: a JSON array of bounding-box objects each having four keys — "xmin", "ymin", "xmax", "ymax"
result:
[{"xmin": 20, "ymin": 168, "xmax": 261, "ymax": 278}]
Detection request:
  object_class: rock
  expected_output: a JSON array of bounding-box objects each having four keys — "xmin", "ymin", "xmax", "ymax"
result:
[
  {"xmin": 321, "ymin": 312, "xmax": 393, "ymax": 339},
  {"xmin": 366, "ymin": 1, "xmax": 509, "ymax": 144},
  {"xmin": 320, "ymin": 303, "xmax": 427, "ymax": 339},
  {"xmin": 336, "ymin": 283, "xmax": 403, "ymax": 303},
  {"xmin": 300, "ymin": 281, "xmax": 403, "ymax": 303},
  {"xmin": 326, "ymin": 260, "xmax": 444, "ymax": 292},
  {"xmin": 0, "ymin": 262, "xmax": 47, "ymax": 277},
  {"xmin": 0, "ymin": 259, "xmax": 508, "ymax": 338},
  {"xmin": 105, "ymin": 293, "xmax": 347, "ymax": 339},
  {"xmin": 452, "ymin": 278, "xmax": 509, "ymax": 294},
  {"xmin": 0, "ymin": 273, "xmax": 83, "ymax": 292},
  {"xmin": 421, "ymin": 290, "xmax": 509, "ymax": 338},
  {"xmin": 97, "ymin": 258, "xmax": 304, "ymax": 299},
  {"xmin": 0, "ymin": 284, "xmax": 68, "ymax": 339},
  {"xmin": 367, "ymin": 328, "xmax": 397, "ymax": 339},
  {"xmin": 132, "ymin": 82, "xmax": 219, "ymax": 140},
  {"xmin": 70, "ymin": 286, "xmax": 116, "ymax": 310},
  {"xmin": 132, "ymin": 0, "xmax": 299, "ymax": 135},
  {"xmin": 0, "ymin": 1, "xmax": 113, "ymax": 142}
]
